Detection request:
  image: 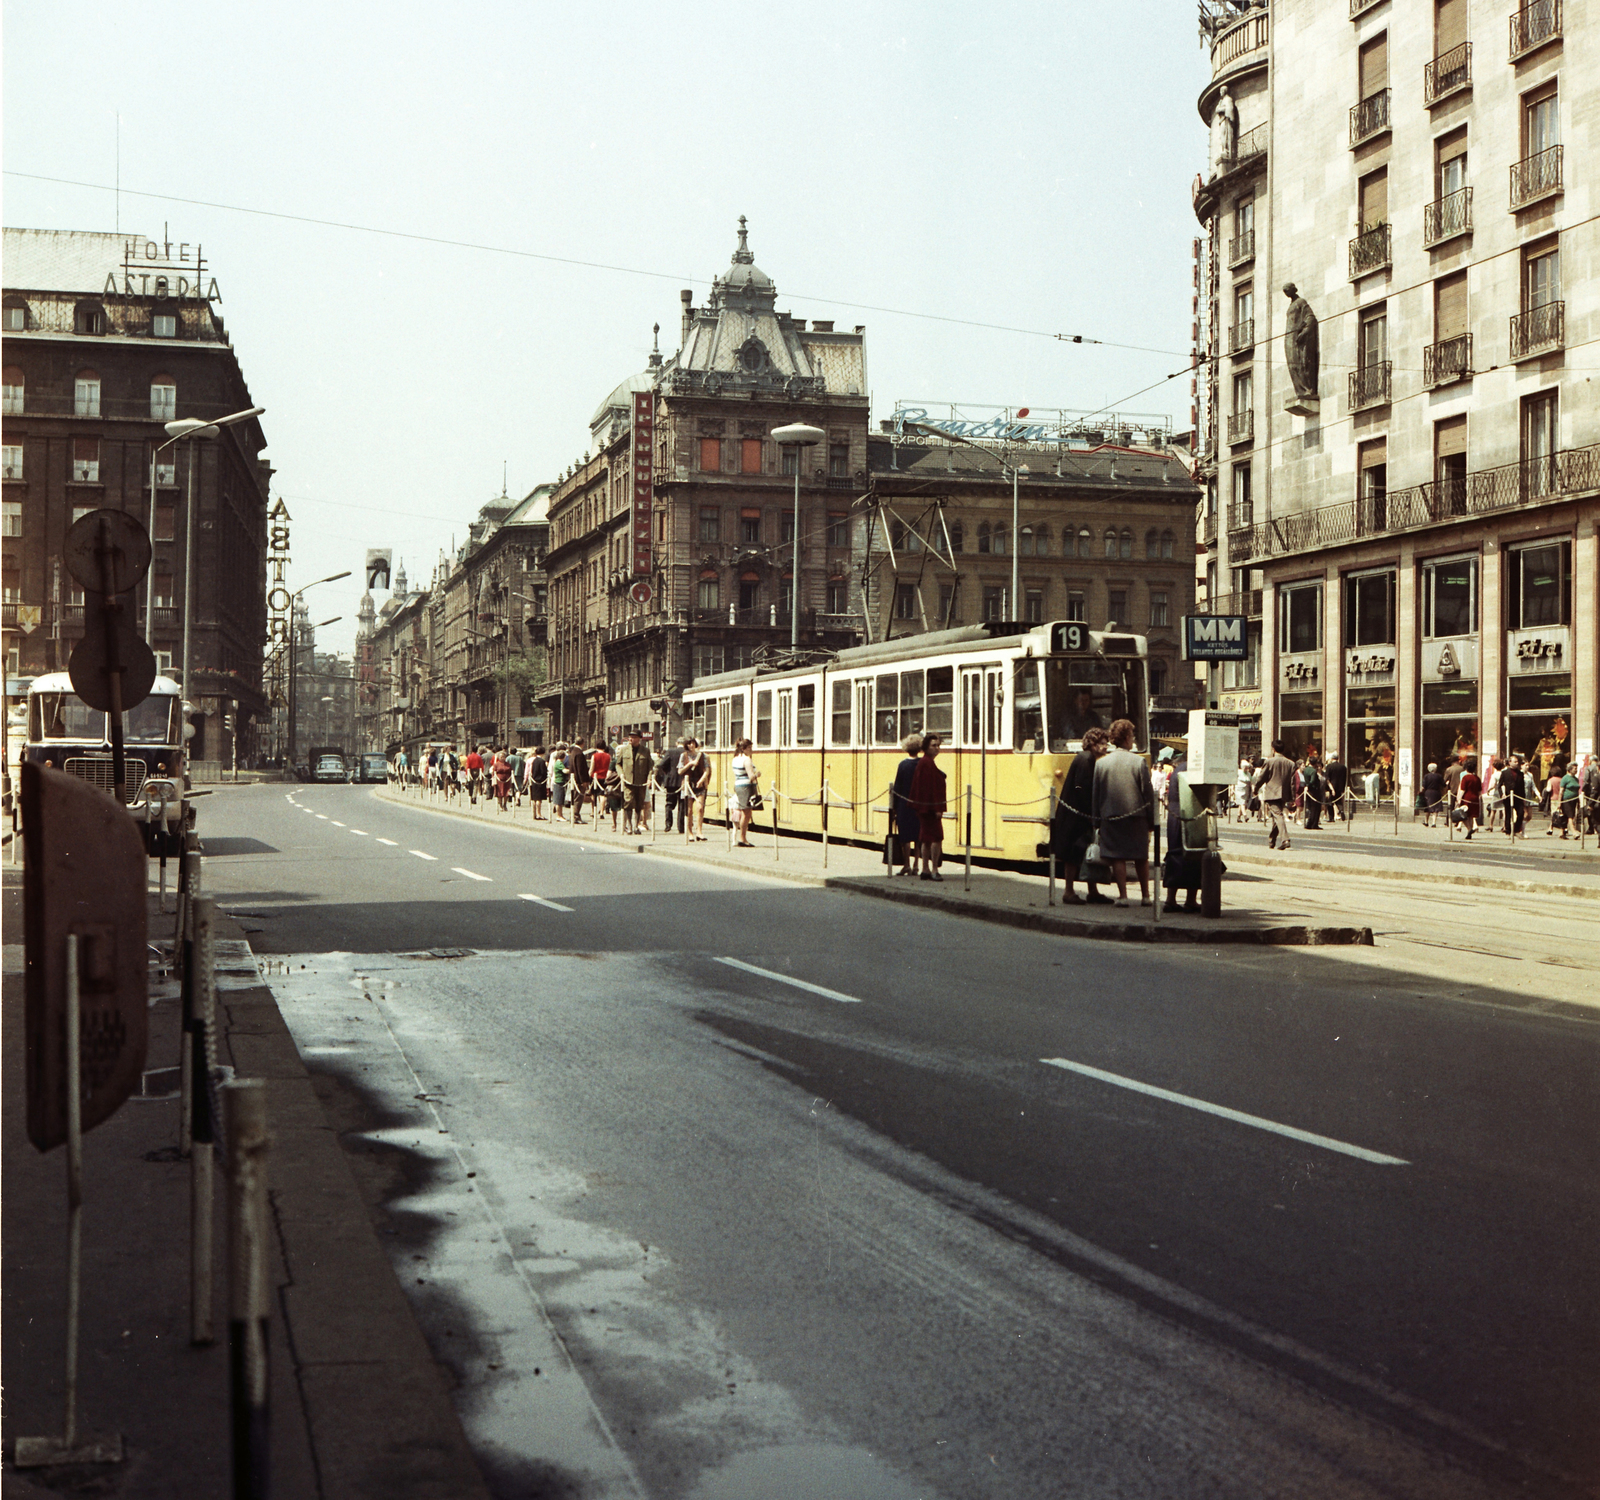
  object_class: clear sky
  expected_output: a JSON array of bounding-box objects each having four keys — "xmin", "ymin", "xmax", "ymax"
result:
[{"xmin": 3, "ymin": 0, "xmax": 1210, "ymax": 654}]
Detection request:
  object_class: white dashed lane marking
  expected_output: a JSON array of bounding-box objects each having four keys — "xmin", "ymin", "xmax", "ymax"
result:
[
  {"xmin": 713, "ymin": 957, "xmax": 863, "ymax": 1005},
  {"xmin": 452, "ymin": 868, "xmax": 491, "ymax": 882},
  {"xmin": 330, "ymin": 821, "xmax": 346, "ymax": 827},
  {"xmin": 376, "ymin": 838, "xmax": 398, "ymax": 846},
  {"xmin": 409, "ymin": 850, "xmax": 438, "ymax": 861},
  {"xmin": 350, "ymin": 830, "xmax": 368, "ymax": 836},
  {"xmin": 1039, "ymin": 1058, "xmax": 1410, "ymax": 1166},
  {"xmin": 518, "ymin": 894, "xmax": 573, "ymax": 912},
  {"xmin": 315, "ymin": 814, "xmax": 328, "ymax": 820}
]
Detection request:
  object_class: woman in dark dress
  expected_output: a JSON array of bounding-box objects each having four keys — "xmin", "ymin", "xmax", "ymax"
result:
[
  {"xmin": 910, "ymin": 734, "xmax": 947, "ymax": 881},
  {"xmin": 1420, "ymin": 762, "xmax": 1445, "ymax": 827},
  {"xmin": 1457, "ymin": 755, "xmax": 1482, "ymax": 839},
  {"xmin": 1049, "ymin": 726, "xmax": 1111, "ymax": 904},
  {"xmin": 891, "ymin": 733, "xmax": 922, "ymax": 876}
]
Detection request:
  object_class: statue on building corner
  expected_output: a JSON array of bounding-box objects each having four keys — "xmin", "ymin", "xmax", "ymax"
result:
[
  {"xmin": 1208, "ymin": 87, "xmax": 1237, "ymax": 181},
  {"xmin": 1282, "ymin": 283, "xmax": 1321, "ymax": 414}
]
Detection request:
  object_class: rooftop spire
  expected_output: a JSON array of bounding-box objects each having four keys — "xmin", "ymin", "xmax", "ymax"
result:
[
  {"xmin": 733, "ymin": 215, "xmax": 753, "ymax": 264},
  {"xmin": 648, "ymin": 322, "xmax": 662, "ymax": 368}
]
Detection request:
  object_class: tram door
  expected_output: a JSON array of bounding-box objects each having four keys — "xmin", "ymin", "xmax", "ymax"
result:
[
  {"xmin": 960, "ymin": 666, "xmax": 1005, "ymax": 847},
  {"xmin": 853, "ymin": 679, "xmax": 874, "ymax": 834}
]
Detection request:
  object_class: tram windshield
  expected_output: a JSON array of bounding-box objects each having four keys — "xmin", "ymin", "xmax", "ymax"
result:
[{"xmin": 1038, "ymin": 658, "xmax": 1146, "ymax": 752}]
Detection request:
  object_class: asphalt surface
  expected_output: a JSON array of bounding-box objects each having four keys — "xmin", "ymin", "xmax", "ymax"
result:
[{"xmin": 195, "ymin": 782, "xmax": 1598, "ymax": 1499}]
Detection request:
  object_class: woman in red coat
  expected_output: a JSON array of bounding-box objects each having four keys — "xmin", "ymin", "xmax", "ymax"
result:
[
  {"xmin": 1457, "ymin": 754, "xmax": 1482, "ymax": 839},
  {"xmin": 910, "ymin": 734, "xmax": 948, "ymax": 880}
]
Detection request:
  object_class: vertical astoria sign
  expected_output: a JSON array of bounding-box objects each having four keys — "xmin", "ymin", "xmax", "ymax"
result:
[{"xmin": 631, "ymin": 391, "xmax": 654, "ymax": 579}]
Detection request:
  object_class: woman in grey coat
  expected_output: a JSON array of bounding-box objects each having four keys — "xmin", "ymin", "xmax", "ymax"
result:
[{"xmin": 1092, "ymin": 717, "xmax": 1156, "ymax": 906}]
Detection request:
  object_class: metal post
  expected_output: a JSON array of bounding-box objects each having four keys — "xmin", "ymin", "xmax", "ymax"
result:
[
  {"xmin": 1152, "ymin": 815, "xmax": 1162, "ymax": 924},
  {"xmin": 791, "ymin": 465, "xmax": 801, "ymax": 651},
  {"xmin": 773, "ymin": 784, "xmax": 780, "ymax": 861},
  {"xmin": 63, "ymin": 933, "xmax": 83, "ymax": 1449},
  {"xmin": 181, "ymin": 442, "xmax": 197, "ymax": 705},
  {"xmin": 964, "ymin": 786, "xmax": 973, "ymax": 892},
  {"xmin": 179, "ymin": 873, "xmax": 196, "ymax": 1157},
  {"xmin": 146, "ymin": 444, "xmax": 159, "ymax": 642},
  {"xmin": 822, "ymin": 779, "xmax": 829, "ymax": 869},
  {"xmin": 190, "ymin": 899, "xmax": 217, "ymax": 1346},
  {"xmin": 225, "ymin": 1080, "xmax": 271, "ymax": 1500},
  {"xmin": 1048, "ymin": 849, "xmax": 1056, "ymax": 906},
  {"xmin": 1010, "ymin": 464, "xmax": 1019, "ymax": 622}
]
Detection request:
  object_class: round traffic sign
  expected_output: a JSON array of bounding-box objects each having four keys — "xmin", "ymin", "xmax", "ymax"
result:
[
  {"xmin": 630, "ymin": 581, "xmax": 653, "ymax": 605},
  {"xmin": 68, "ymin": 596, "xmax": 158, "ymax": 712},
  {"xmin": 64, "ymin": 508, "xmax": 153, "ymax": 596}
]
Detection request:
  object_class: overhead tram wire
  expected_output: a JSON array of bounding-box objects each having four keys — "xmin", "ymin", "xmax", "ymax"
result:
[{"xmin": 6, "ymin": 168, "xmax": 1190, "ymax": 357}]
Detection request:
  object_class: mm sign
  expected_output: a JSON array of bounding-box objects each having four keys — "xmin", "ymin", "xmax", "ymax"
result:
[{"xmin": 1184, "ymin": 614, "xmax": 1249, "ymax": 661}]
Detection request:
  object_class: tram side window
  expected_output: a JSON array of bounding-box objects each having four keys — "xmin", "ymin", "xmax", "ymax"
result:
[
  {"xmin": 875, "ymin": 674, "xmax": 900, "ymax": 744},
  {"xmin": 704, "ymin": 700, "xmax": 720, "ymax": 749},
  {"xmin": 926, "ymin": 666, "xmax": 954, "ymax": 736},
  {"xmin": 755, "ymin": 690, "xmax": 773, "ymax": 747},
  {"xmin": 729, "ymin": 693, "xmax": 745, "ymax": 747},
  {"xmin": 796, "ymin": 684, "xmax": 815, "ymax": 745},
  {"xmin": 1014, "ymin": 661, "xmax": 1044, "ymax": 751},
  {"xmin": 831, "ymin": 680, "xmax": 852, "ymax": 745},
  {"xmin": 899, "ymin": 670, "xmax": 925, "ymax": 739}
]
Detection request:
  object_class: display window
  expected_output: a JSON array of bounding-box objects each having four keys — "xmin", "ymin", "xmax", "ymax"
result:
[
  {"xmin": 1420, "ymin": 680, "xmax": 1477, "ymax": 771},
  {"xmin": 1345, "ymin": 685, "xmax": 1396, "ymax": 793},
  {"xmin": 1278, "ymin": 690, "xmax": 1323, "ymax": 762},
  {"xmin": 1507, "ymin": 673, "xmax": 1573, "ymax": 778}
]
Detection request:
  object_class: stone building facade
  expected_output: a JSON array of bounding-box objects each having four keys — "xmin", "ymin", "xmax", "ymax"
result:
[
  {"xmin": 1, "ymin": 228, "xmax": 272, "ymax": 771},
  {"xmin": 1193, "ymin": 0, "xmax": 1597, "ymax": 786},
  {"xmin": 540, "ymin": 222, "xmax": 869, "ymax": 746}
]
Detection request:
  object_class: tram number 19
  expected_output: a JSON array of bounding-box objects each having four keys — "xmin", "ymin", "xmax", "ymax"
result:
[{"xmin": 1050, "ymin": 622, "xmax": 1089, "ymax": 653}]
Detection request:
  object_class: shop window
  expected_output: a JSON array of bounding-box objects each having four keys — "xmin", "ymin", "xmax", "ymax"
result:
[
  {"xmin": 1507, "ymin": 540, "xmax": 1570, "ymax": 629},
  {"xmin": 1423, "ymin": 555, "xmax": 1475, "ymax": 637},
  {"xmin": 1280, "ymin": 582, "xmax": 1322, "ymax": 654},
  {"xmin": 1343, "ymin": 570, "xmax": 1395, "ymax": 646}
]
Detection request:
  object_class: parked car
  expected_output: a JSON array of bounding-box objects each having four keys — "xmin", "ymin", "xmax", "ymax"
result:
[
  {"xmin": 354, "ymin": 753, "xmax": 390, "ymax": 783},
  {"xmin": 313, "ymin": 754, "xmax": 348, "ymax": 783}
]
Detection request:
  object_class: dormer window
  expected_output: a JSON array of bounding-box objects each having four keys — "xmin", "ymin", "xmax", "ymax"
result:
[
  {"xmin": 2, "ymin": 299, "xmax": 27, "ymax": 332},
  {"xmin": 152, "ymin": 310, "xmax": 177, "ymax": 338},
  {"xmin": 74, "ymin": 301, "xmax": 107, "ymax": 336}
]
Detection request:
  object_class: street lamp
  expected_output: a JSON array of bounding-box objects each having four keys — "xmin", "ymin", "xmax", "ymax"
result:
[
  {"xmin": 770, "ymin": 423, "xmax": 826, "ymax": 648},
  {"xmin": 155, "ymin": 407, "xmax": 265, "ymax": 695},
  {"xmin": 285, "ymin": 577, "xmax": 349, "ymax": 769}
]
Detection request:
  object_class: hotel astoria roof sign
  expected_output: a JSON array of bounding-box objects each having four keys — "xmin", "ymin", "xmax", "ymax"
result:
[{"xmin": 104, "ymin": 226, "xmax": 221, "ymax": 301}]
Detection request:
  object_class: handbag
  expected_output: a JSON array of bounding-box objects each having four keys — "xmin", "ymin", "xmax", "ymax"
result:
[
  {"xmin": 748, "ymin": 790, "xmax": 764, "ymax": 810},
  {"xmin": 1081, "ymin": 840, "xmax": 1113, "ymax": 882}
]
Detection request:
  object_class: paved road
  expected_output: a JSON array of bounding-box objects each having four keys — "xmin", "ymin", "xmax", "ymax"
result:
[{"xmin": 197, "ymin": 783, "xmax": 1599, "ymax": 1499}]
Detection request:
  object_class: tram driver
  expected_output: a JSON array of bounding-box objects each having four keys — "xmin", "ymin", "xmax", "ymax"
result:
[{"xmin": 1064, "ymin": 687, "xmax": 1105, "ymax": 740}]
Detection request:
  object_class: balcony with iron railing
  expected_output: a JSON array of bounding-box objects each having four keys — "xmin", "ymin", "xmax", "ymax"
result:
[
  {"xmin": 1348, "ymin": 361, "xmax": 1392, "ymax": 411},
  {"xmin": 1510, "ymin": 145, "xmax": 1562, "ymax": 209},
  {"xmin": 1424, "ymin": 333, "xmax": 1472, "ymax": 388},
  {"xmin": 1202, "ymin": 508, "xmax": 1219, "ymax": 548},
  {"xmin": 1229, "ymin": 442, "xmax": 1600, "ymax": 561},
  {"xmin": 1423, "ymin": 186, "xmax": 1472, "ymax": 246},
  {"xmin": 1510, "ymin": 301, "xmax": 1564, "ymax": 361},
  {"xmin": 1424, "ymin": 42, "xmax": 1471, "ymax": 105},
  {"xmin": 1205, "ymin": 589, "xmax": 1263, "ymax": 618},
  {"xmin": 1227, "ymin": 410, "xmax": 1254, "ymax": 445},
  {"xmin": 1226, "ymin": 501, "xmax": 1254, "ymax": 536},
  {"xmin": 1509, "ymin": 0, "xmax": 1560, "ymax": 59},
  {"xmin": 1228, "ymin": 229, "xmax": 1255, "ymax": 267},
  {"xmin": 1211, "ymin": 10, "xmax": 1269, "ymax": 77},
  {"xmin": 1229, "ymin": 318, "xmax": 1255, "ymax": 354},
  {"xmin": 1349, "ymin": 222, "xmax": 1391, "ymax": 279},
  {"xmin": 1350, "ymin": 89, "xmax": 1390, "ymax": 148}
]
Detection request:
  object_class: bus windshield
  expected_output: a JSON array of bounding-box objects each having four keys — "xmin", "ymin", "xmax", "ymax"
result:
[
  {"xmin": 33, "ymin": 693, "xmax": 104, "ymax": 742},
  {"xmin": 1042, "ymin": 658, "xmax": 1145, "ymax": 752},
  {"xmin": 125, "ymin": 695, "xmax": 177, "ymax": 744}
]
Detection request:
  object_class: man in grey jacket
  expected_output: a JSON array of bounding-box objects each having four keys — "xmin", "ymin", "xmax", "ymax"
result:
[{"xmin": 1253, "ymin": 739, "xmax": 1298, "ymax": 850}]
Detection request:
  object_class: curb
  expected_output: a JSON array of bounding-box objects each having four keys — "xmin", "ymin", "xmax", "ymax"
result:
[
  {"xmin": 1218, "ymin": 845, "xmax": 1600, "ymax": 900},
  {"xmin": 369, "ymin": 787, "xmax": 1373, "ymax": 947}
]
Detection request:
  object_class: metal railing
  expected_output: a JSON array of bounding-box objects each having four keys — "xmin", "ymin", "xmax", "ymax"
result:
[
  {"xmin": 1510, "ymin": 145, "xmax": 1562, "ymax": 209},
  {"xmin": 1424, "ymin": 42, "xmax": 1471, "ymax": 104},
  {"xmin": 1424, "ymin": 333, "xmax": 1472, "ymax": 387},
  {"xmin": 1349, "ymin": 222, "xmax": 1391, "ymax": 278},
  {"xmin": 1423, "ymin": 187, "xmax": 1472, "ymax": 246},
  {"xmin": 1229, "ymin": 318, "xmax": 1255, "ymax": 353},
  {"xmin": 1226, "ymin": 501, "xmax": 1254, "ymax": 534},
  {"xmin": 1234, "ymin": 124, "xmax": 1268, "ymax": 167},
  {"xmin": 1226, "ymin": 410, "xmax": 1254, "ymax": 445},
  {"xmin": 1212, "ymin": 11, "xmax": 1268, "ymax": 71},
  {"xmin": 1230, "ymin": 442, "xmax": 1600, "ymax": 560},
  {"xmin": 1511, "ymin": 302, "xmax": 1564, "ymax": 360},
  {"xmin": 1350, "ymin": 89, "xmax": 1390, "ymax": 147},
  {"xmin": 1204, "ymin": 589, "xmax": 1262, "ymax": 618},
  {"xmin": 1348, "ymin": 361, "xmax": 1392, "ymax": 411},
  {"xmin": 1509, "ymin": 0, "xmax": 1560, "ymax": 58},
  {"xmin": 1228, "ymin": 229, "xmax": 1255, "ymax": 266},
  {"xmin": 1349, "ymin": 0, "xmax": 1384, "ymax": 15}
]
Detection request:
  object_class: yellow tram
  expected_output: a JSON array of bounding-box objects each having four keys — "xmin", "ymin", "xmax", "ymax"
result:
[{"xmin": 683, "ymin": 621, "xmax": 1151, "ymax": 863}]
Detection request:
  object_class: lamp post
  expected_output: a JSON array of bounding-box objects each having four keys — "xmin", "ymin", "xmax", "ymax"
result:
[
  {"xmin": 160, "ymin": 408, "xmax": 265, "ymax": 690},
  {"xmin": 284, "ymin": 573, "xmax": 349, "ymax": 769},
  {"xmin": 770, "ymin": 424, "xmax": 826, "ymax": 648}
]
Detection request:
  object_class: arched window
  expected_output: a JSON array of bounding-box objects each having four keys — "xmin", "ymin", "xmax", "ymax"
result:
[
  {"xmin": 1145, "ymin": 529, "xmax": 1159, "ymax": 559},
  {"xmin": 1120, "ymin": 528, "xmax": 1134, "ymax": 560},
  {"xmin": 1104, "ymin": 528, "xmax": 1118, "ymax": 559},
  {"xmin": 1161, "ymin": 529, "xmax": 1175, "ymax": 559},
  {"xmin": 696, "ymin": 571, "xmax": 719, "ymax": 610},
  {"xmin": 992, "ymin": 523, "xmax": 1007, "ymax": 555},
  {"xmin": 150, "ymin": 375, "xmax": 176, "ymax": 422},
  {"xmin": 949, "ymin": 520, "xmax": 964, "ymax": 554},
  {"xmin": 2, "ymin": 364, "xmax": 23, "ymax": 416},
  {"xmin": 1078, "ymin": 527, "xmax": 1092, "ymax": 558},
  {"xmin": 74, "ymin": 369, "xmax": 101, "ymax": 417},
  {"xmin": 1034, "ymin": 525, "xmax": 1050, "ymax": 556},
  {"xmin": 977, "ymin": 522, "xmax": 991, "ymax": 554},
  {"xmin": 1019, "ymin": 525, "xmax": 1034, "ymax": 556}
]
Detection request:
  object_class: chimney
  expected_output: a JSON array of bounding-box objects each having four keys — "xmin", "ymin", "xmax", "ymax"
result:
[
  {"xmin": 680, "ymin": 289, "xmax": 693, "ymax": 345},
  {"xmin": 812, "ymin": 320, "xmax": 834, "ymax": 333}
]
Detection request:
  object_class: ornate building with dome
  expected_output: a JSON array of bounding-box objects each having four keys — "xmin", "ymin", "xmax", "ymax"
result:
[{"xmin": 540, "ymin": 221, "xmax": 871, "ymax": 747}]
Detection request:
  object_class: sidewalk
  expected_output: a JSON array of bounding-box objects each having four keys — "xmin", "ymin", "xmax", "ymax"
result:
[
  {"xmin": 369, "ymin": 784, "xmax": 1377, "ymax": 945},
  {"xmin": 2, "ymin": 864, "xmax": 491, "ymax": 1499}
]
